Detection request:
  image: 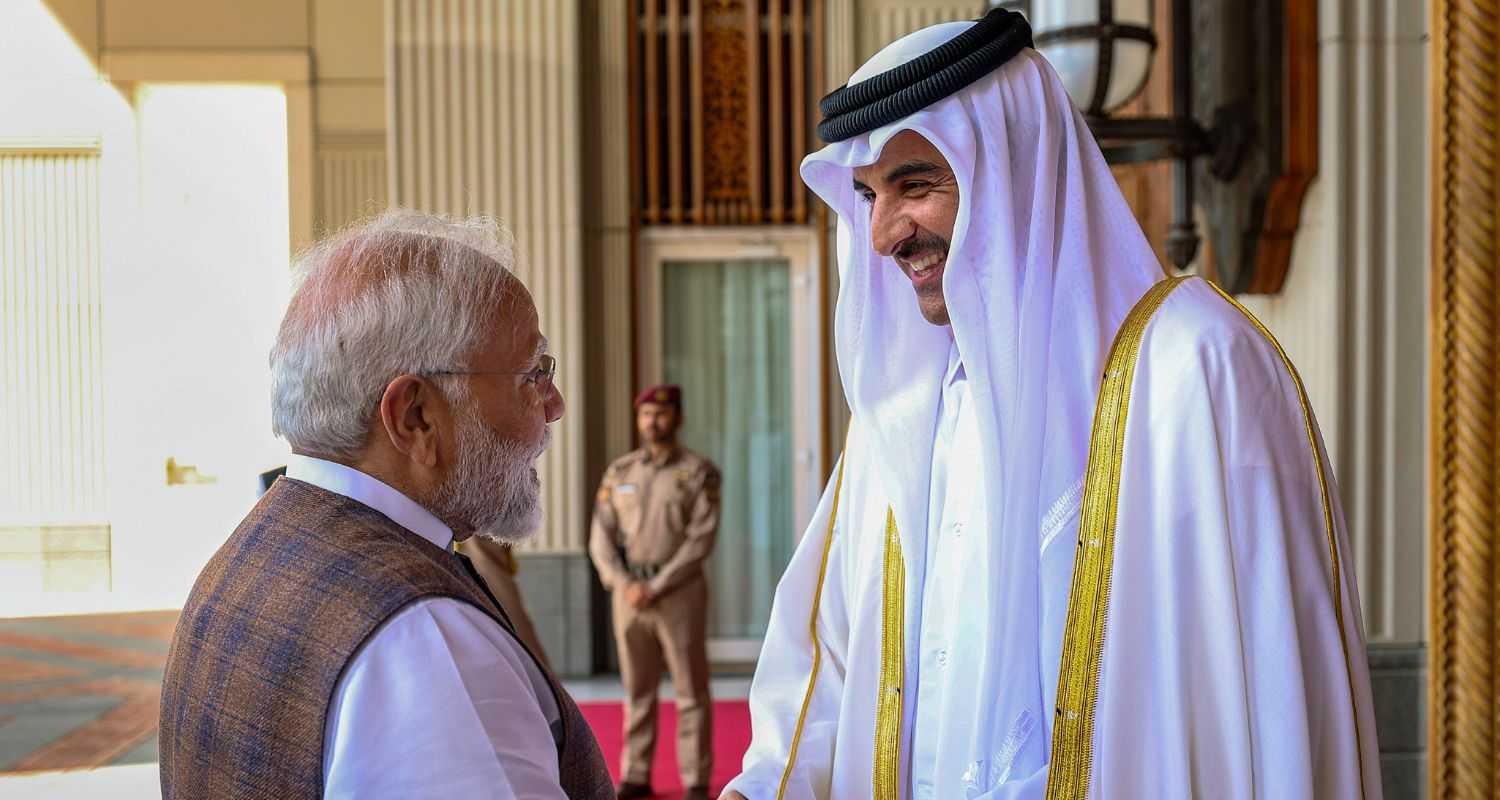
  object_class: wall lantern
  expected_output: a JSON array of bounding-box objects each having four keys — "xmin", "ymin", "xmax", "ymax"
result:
[{"xmin": 991, "ymin": 0, "xmax": 1318, "ymax": 294}]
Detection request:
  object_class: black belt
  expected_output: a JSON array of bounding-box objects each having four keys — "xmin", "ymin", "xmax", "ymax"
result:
[{"xmin": 625, "ymin": 561, "xmax": 661, "ymax": 581}]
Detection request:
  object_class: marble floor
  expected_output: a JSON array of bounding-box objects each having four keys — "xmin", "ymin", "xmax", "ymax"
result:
[{"xmin": 0, "ymin": 610, "xmax": 751, "ymax": 799}]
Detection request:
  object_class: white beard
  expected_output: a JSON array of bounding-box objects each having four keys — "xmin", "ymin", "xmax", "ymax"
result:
[{"xmin": 433, "ymin": 404, "xmax": 548, "ymax": 545}]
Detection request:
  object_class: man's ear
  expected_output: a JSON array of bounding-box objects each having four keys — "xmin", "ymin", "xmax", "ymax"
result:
[{"xmin": 377, "ymin": 375, "xmax": 443, "ymax": 468}]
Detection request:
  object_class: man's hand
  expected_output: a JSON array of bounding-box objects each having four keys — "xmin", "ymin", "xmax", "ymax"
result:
[{"xmin": 623, "ymin": 581, "xmax": 654, "ymax": 609}]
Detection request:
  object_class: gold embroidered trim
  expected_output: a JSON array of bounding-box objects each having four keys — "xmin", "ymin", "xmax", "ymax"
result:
[
  {"xmin": 872, "ymin": 508, "xmax": 906, "ymax": 800},
  {"xmin": 1047, "ymin": 275, "xmax": 1187, "ymax": 799},
  {"xmin": 1206, "ymin": 282, "xmax": 1369, "ymax": 800},
  {"xmin": 776, "ymin": 446, "xmax": 849, "ymax": 799}
]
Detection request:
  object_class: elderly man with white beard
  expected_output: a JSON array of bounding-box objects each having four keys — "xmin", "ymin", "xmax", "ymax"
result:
[
  {"xmin": 724, "ymin": 8, "xmax": 1380, "ymax": 800},
  {"xmin": 159, "ymin": 212, "xmax": 614, "ymax": 799}
]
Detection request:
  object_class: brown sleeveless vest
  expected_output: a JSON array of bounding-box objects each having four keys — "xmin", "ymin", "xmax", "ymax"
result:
[{"xmin": 159, "ymin": 478, "xmax": 612, "ymax": 799}]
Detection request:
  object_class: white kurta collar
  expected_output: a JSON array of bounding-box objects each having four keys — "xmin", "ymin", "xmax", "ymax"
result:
[{"xmin": 286, "ymin": 454, "xmax": 454, "ymax": 551}]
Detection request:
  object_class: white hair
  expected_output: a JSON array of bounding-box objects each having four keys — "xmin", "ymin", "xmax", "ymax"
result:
[
  {"xmin": 436, "ymin": 403, "xmax": 549, "ymax": 543},
  {"xmin": 270, "ymin": 210, "xmax": 523, "ymax": 459}
]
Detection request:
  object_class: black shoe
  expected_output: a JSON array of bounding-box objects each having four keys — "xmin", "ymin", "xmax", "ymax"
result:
[
  {"xmin": 683, "ymin": 786, "xmax": 710, "ymax": 800},
  {"xmin": 615, "ymin": 781, "xmax": 654, "ymax": 799}
]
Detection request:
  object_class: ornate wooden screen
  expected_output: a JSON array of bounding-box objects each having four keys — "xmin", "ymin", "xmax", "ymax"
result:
[{"xmin": 630, "ymin": 0, "xmax": 824, "ymax": 225}]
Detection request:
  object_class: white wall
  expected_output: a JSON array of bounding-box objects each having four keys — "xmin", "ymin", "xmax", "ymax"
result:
[
  {"xmin": 108, "ymin": 84, "xmax": 292, "ymax": 610},
  {"xmin": 0, "ymin": 2, "xmax": 295, "ymax": 614},
  {"xmin": 1238, "ymin": 0, "xmax": 1428, "ymax": 645}
]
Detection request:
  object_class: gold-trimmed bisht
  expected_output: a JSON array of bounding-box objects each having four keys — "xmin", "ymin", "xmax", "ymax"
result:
[
  {"xmin": 1046, "ymin": 275, "xmax": 1367, "ymax": 799},
  {"xmin": 1046, "ymin": 275, "xmax": 1186, "ymax": 798},
  {"xmin": 1206, "ymin": 282, "xmax": 1368, "ymax": 800},
  {"xmin": 776, "ymin": 446, "xmax": 848, "ymax": 799},
  {"xmin": 872, "ymin": 508, "xmax": 906, "ymax": 800}
]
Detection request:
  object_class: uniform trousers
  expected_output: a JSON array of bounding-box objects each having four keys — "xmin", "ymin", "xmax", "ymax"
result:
[{"xmin": 611, "ymin": 572, "xmax": 712, "ymax": 787}]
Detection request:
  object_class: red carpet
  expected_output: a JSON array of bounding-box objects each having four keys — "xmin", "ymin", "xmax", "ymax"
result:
[{"xmin": 578, "ymin": 699, "xmax": 751, "ymax": 800}]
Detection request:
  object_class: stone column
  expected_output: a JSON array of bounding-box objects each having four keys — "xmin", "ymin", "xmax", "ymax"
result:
[
  {"xmin": 387, "ymin": 0, "xmax": 595, "ymax": 674},
  {"xmin": 387, "ymin": 0, "xmax": 586, "ymax": 555}
]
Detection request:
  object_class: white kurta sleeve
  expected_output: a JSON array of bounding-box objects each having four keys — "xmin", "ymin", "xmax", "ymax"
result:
[
  {"xmin": 322, "ymin": 598, "xmax": 568, "ymax": 799},
  {"xmin": 724, "ymin": 454, "xmax": 852, "ymax": 800}
]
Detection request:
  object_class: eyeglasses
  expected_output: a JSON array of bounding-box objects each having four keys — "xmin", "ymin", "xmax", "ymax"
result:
[{"xmin": 423, "ymin": 354, "xmax": 557, "ymax": 387}]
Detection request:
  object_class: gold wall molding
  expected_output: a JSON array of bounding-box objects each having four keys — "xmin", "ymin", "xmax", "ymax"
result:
[
  {"xmin": 579, "ymin": 0, "xmax": 636, "ymax": 526},
  {"xmin": 0, "ymin": 151, "xmax": 108, "ymax": 525},
  {"xmin": 100, "ymin": 48, "xmax": 311, "ymax": 83},
  {"xmin": 1430, "ymin": 0, "xmax": 1500, "ymax": 796},
  {"xmin": 0, "ymin": 137, "xmax": 102, "ymax": 154},
  {"xmin": 315, "ymin": 132, "xmax": 387, "ymax": 236}
]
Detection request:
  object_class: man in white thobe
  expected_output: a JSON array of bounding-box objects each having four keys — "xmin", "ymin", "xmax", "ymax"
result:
[{"xmin": 724, "ymin": 9, "xmax": 1381, "ymax": 800}]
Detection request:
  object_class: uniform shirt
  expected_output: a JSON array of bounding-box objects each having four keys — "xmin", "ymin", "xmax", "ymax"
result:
[
  {"xmin": 587, "ymin": 447, "xmax": 722, "ymax": 597},
  {"xmin": 286, "ymin": 455, "xmax": 566, "ymax": 799}
]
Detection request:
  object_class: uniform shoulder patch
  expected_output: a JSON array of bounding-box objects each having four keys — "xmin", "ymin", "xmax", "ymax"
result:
[{"xmin": 699, "ymin": 462, "xmax": 722, "ymax": 504}]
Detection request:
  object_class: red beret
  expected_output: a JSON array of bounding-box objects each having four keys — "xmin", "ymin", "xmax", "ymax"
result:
[{"xmin": 633, "ymin": 384, "xmax": 682, "ymax": 409}]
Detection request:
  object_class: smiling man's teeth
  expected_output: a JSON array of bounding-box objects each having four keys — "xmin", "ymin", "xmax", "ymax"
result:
[{"xmin": 908, "ymin": 253, "xmax": 943, "ymax": 273}]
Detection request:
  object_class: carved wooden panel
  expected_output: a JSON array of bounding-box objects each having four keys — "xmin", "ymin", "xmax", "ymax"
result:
[
  {"xmin": 1430, "ymin": 1, "xmax": 1500, "ymax": 796},
  {"xmin": 632, "ymin": 0, "xmax": 822, "ymax": 225},
  {"xmin": 701, "ymin": 0, "xmax": 754, "ymax": 222}
]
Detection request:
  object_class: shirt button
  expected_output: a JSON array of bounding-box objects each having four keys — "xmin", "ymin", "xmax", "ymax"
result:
[
  {"xmin": 936, "ymin": 649, "xmax": 949, "ymax": 667},
  {"xmin": 952, "ymin": 522, "xmax": 964, "ymax": 536}
]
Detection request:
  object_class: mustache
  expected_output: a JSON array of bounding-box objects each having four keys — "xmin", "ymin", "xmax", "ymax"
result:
[{"xmin": 895, "ymin": 232, "xmax": 949, "ymax": 261}]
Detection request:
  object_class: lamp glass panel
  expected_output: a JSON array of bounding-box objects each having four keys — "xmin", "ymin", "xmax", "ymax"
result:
[
  {"xmin": 1114, "ymin": 0, "xmax": 1150, "ymax": 26},
  {"xmin": 1029, "ymin": 0, "xmax": 1156, "ymax": 112},
  {"xmin": 1029, "ymin": 0, "xmax": 1097, "ymax": 29},
  {"xmin": 1103, "ymin": 39, "xmax": 1152, "ymax": 111},
  {"xmin": 1037, "ymin": 40, "xmax": 1099, "ymax": 109}
]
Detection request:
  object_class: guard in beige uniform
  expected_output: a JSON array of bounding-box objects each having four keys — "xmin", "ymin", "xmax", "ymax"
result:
[{"xmin": 589, "ymin": 384, "xmax": 720, "ymax": 800}]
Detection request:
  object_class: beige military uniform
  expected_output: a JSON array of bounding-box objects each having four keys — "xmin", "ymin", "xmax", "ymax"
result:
[{"xmin": 588, "ymin": 447, "xmax": 721, "ymax": 789}]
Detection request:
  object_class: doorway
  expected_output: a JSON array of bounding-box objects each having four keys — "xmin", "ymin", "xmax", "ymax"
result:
[{"xmin": 638, "ymin": 228, "xmax": 824, "ymax": 663}]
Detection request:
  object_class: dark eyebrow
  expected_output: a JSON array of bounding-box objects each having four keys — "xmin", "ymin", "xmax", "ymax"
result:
[
  {"xmin": 852, "ymin": 160, "xmax": 945, "ymax": 194},
  {"xmin": 884, "ymin": 160, "xmax": 944, "ymax": 183}
]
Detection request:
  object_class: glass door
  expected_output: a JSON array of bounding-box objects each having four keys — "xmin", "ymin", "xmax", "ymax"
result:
[{"xmin": 639, "ymin": 229, "xmax": 823, "ymax": 663}]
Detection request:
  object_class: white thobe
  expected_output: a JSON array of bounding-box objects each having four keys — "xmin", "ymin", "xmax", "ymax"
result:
[
  {"xmin": 725, "ymin": 278, "xmax": 1381, "ymax": 799},
  {"xmin": 286, "ymin": 455, "xmax": 566, "ymax": 799},
  {"xmin": 908, "ymin": 346, "xmax": 983, "ymax": 800}
]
